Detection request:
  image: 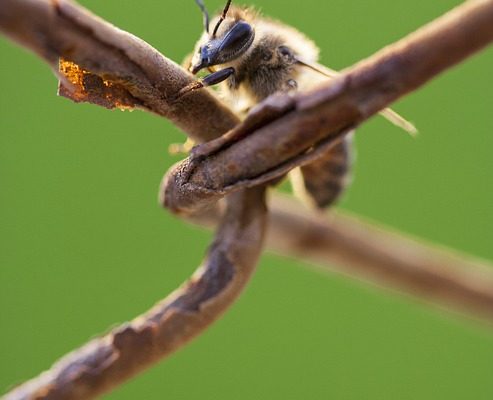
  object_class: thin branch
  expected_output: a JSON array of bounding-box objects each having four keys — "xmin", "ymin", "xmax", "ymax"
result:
[
  {"xmin": 4, "ymin": 187, "xmax": 267, "ymax": 400},
  {"xmin": 0, "ymin": 0, "xmax": 239, "ymax": 143},
  {"xmin": 162, "ymin": 0, "xmax": 493, "ymax": 213},
  {"xmin": 1, "ymin": 0, "xmax": 493, "ymax": 399},
  {"xmin": 225, "ymin": 195, "xmax": 493, "ymax": 322},
  {"xmin": 2, "ymin": 1, "xmax": 267, "ymax": 399}
]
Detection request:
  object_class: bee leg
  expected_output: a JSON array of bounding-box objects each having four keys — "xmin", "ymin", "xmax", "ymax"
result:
[
  {"xmin": 201, "ymin": 67, "xmax": 235, "ymax": 87},
  {"xmin": 177, "ymin": 67, "xmax": 236, "ymax": 98},
  {"xmin": 284, "ymin": 79, "xmax": 298, "ymax": 92},
  {"xmin": 169, "ymin": 138, "xmax": 195, "ymax": 155}
]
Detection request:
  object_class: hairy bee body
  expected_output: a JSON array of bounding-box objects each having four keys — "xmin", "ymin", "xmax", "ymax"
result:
[
  {"xmin": 193, "ymin": 7, "xmax": 325, "ymax": 106},
  {"xmin": 212, "ymin": 8, "xmax": 319, "ymax": 103},
  {"xmin": 189, "ymin": 4, "xmax": 353, "ymax": 208}
]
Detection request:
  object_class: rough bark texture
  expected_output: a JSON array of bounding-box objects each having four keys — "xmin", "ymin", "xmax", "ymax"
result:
[
  {"xmin": 5, "ymin": 187, "xmax": 267, "ymax": 400},
  {"xmin": 162, "ymin": 0, "xmax": 493, "ymax": 212},
  {"xmin": 0, "ymin": 0, "xmax": 239, "ymax": 143},
  {"xmin": 1, "ymin": 0, "xmax": 493, "ymax": 399}
]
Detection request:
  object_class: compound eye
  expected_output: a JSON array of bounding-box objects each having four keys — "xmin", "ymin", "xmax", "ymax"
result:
[{"xmin": 219, "ymin": 21, "xmax": 254, "ymax": 57}]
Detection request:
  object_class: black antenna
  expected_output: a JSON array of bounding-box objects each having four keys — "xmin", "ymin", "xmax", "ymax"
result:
[
  {"xmin": 195, "ymin": 0, "xmax": 210, "ymax": 33},
  {"xmin": 212, "ymin": 0, "xmax": 232, "ymax": 37}
]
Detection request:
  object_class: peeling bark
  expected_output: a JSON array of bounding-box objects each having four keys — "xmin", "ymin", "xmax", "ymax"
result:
[{"xmin": 1, "ymin": 0, "xmax": 493, "ymax": 399}]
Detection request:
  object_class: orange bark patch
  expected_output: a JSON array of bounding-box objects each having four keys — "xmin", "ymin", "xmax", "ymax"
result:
[{"xmin": 58, "ymin": 58, "xmax": 139, "ymax": 110}]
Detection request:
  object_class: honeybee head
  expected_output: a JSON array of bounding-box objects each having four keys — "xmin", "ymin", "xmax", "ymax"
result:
[{"xmin": 191, "ymin": 0, "xmax": 255, "ymax": 74}]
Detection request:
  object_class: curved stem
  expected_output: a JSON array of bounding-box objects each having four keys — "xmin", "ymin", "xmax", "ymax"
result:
[
  {"xmin": 163, "ymin": 0, "xmax": 493, "ymax": 212},
  {"xmin": 190, "ymin": 194, "xmax": 493, "ymax": 324},
  {"xmin": 1, "ymin": 1, "xmax": 493, "ymax": 399},
  {"xmin": 4, "ymin": 187, "xmax": 267, "ymax": 400},
  {"xmin": 0, "ymin": 0, "xmax": 239, "ymax": 143}
]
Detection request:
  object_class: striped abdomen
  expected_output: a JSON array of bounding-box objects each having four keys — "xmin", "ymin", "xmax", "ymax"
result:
[{"xmin": 291, "ymin": 133, "xmax": 353, "ymax": 209}]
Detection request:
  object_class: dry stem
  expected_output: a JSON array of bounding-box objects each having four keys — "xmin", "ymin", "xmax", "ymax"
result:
[
  {"xmin": 5, "ymin": 187, "xmax": 267, "ymax": 400},
  {"xmin": 0, "ymin": 0, "xmax": 239, "ymax": 143},
  {"xmin": 269, "ymin": 196, "xmax": 493, "ymax": 322},
  {"xmin": 163, "ymin": 0, "xmax": 493, "ymax": 213},
  {"xmin": 189, "ymin": 193, "xmax": 493, "ymax": 322},
  {"xmin": 1, "ymin": 0, "xmax": 493, "ymax": 399}
]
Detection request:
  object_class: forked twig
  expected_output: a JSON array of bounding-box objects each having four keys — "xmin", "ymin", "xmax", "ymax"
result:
[{"xmin": 1, "ymin": 0, "xmax": 493, "ymax": 399}]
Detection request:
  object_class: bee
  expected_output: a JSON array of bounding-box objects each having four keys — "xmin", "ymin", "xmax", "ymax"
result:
[{"xmin": 185, "ymin": 0, "xmax": 416, "ymax": 208}]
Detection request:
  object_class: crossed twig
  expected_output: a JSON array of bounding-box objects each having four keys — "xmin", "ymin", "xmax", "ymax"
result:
[{"xmin": 1, "ymin": 0, "xmax": 493, "ymax": 398}]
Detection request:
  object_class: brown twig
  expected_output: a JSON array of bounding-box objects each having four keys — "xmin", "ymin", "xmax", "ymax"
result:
[
  {"xmin": 2, "ymin": 1, "xmax": 265, "ymax": 398},
  {"xmin": 0, "ymin": 0, "xmax": 239, "ymax": 143},
  {"xmin": 1, "ymin": 0, "xmax": 493, "ymax": 399},
  {"xmin": 270, "ymin": 197, "xmax": 493, "ymax": 322},
  {"xmin": 192, "ymin": 194, "xmax": 493, "ymax": 323},
  {"xmin": 4, "ymin": 187, "xmax": 267, "ymax": 400},
  {"xmin": 162, "ymin": 0, "xmax": 493, "ymax": 213}
]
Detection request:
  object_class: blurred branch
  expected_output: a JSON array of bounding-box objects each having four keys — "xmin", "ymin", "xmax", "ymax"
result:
[
  {"xmin": 192, "ymin": 194, "xmax": 493, "ymax": 322},
  {"xmin": 269, "ymin": 196, "xmax": 493, "ymax": 321},
  {"xmin": 1, "ymin": 0, "xmax": 493, "ymax": 399},
  {"xmin": 5, "ymin": 187, "xmax": 267, "ymax": 400}
]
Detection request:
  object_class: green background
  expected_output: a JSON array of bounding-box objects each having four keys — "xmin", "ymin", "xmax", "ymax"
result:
[{"xmin": 1, "ymin": 0, "xmax": 493, "ymax": 398}]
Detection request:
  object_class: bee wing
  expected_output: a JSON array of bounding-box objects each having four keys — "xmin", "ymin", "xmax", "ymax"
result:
[{"xmin": 296, "ymin": 58, "xmax": 417, "ymax": 135}]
